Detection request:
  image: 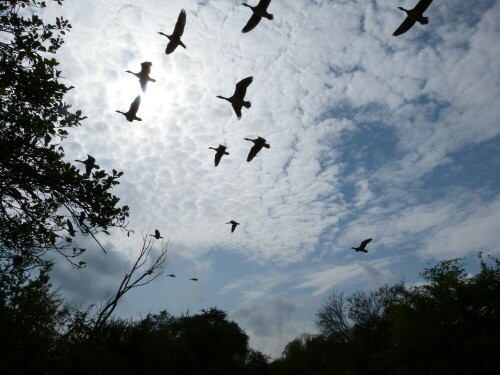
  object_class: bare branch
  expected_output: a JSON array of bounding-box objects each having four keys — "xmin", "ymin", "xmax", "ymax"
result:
[{"xmin": 92, "ymin": 231, "xmax": 169, "ymax": 331}]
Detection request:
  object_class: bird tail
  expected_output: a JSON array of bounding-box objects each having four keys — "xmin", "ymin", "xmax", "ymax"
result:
[
  {"xmin": 420, "ymin": 17, "xmax": 429, "ymax": 25},
  {"xmin": 267, "ymin": 14, "xmax": 274, "ymax": 20},
  {"xmin": 243, "ymin": 101, "xmax": 251, "ymax": 108}
]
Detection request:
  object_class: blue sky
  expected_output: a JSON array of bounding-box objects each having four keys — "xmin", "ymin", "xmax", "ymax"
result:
[{"xmin": 38, "ymin": 0, "xmax": 500, "ymax": 357}]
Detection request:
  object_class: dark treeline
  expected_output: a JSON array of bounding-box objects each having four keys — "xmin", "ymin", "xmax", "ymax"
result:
[{"xmin": 1, "ymin": 255, "xmax": 498, "ymax": 374}]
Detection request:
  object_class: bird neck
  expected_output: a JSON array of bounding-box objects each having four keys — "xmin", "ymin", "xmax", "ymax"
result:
[{"xmin": 217, "ymin": 95, "xmax": 230, "ymax": 101}]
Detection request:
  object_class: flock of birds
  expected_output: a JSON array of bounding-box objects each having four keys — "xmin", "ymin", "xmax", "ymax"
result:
[{"xmin": 72, "ymin": 0, "xmax": 436, "ymax": 279}]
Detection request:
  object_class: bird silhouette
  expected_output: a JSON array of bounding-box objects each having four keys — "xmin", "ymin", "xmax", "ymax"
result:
[
  {"xmin": 126, "ymin": 62, "xmax": 156, "ymax": 92},
  {"xmin": 393, "ymin": 0, "xmax": 433, "ymax": 36},
  {"xmin": 209, "ymin": 144, "xmax": 230, "ymax": 167},
  {"xmin": 167, "ymin": 274, "xmax": 176, "ymax": 278},
  {"xmin": 190, "ymin": 278, "xmax": 198, "ymax": 281},
  {"xmin": 226, "ymin": 220, "xmax": 240, "ymax": 233},
  {"xmin": 74, "ymin": 154, "xmax": 100, "ymax": 176},
  {"xmin": 244, "ymin": 136, "xmax": 270, "ymax": 162},
  {"xmin": 66, "ymin": 219, "xmax": 76, "ymax": 237},
  {"xmin": 158, "ymin": 9, "xmax": 187, "ymax": 54},
  {"xmin": 216, "ymin": 76, "xmax": 253, "ymax": 119},
  {"xmin": 116, "ymin": 95, "xmax": 142, "ymax": 122},
  {"xmin": 352, "ymin": 238, "xmax": 372, "ymax": 253},
  {"xmin": 150, "ymin": 229, "xmax": 164, "ymax": 240},
  {"xmin": 242, "ymin": 0, "xmax": 273, "ymax": 33}
]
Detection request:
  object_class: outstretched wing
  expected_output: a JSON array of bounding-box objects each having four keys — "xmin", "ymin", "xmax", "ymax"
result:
[
  {"xmin": 234, "ymin": 76, "xmax": 253, "ymax": 101},
  {"xmin": 129, "ymin": 95, "xmax": 141, "ymax": 114},
  {"xmin": 166, "ymin": 41, "xmax": 178, "ymax": 55},
  {"xmin": 414, "ymin": 0, "xmax": 433, "ymax": 13},
  {"xmin": 232, "ymin": 103, "xmax": 243, "ymax": 119},
  {"xmin": 214, "ymin": 151, "xmax": 223, "ymax": 167},
  {"xmin": 393, "ymin": 17, "xmax": 416, "ymax": 36},
  {"xmin": 140, "ymin": 62, "xmax": 152, "ymax": 75},
  {"xmin": 360, "ymin": 238, "xmax": 372, "ymax": 248},
  {"xmin": 242, "ymin": 13, "xmax": 262, "ymax": 33},
  {"xmin": 173, "ymin": 9, "xmax": 186, "ymax": 38},
  {"xmin": 247, "ymin": 144, "xmax": 261, "ymax": 162},
  {"xmin": 258, "ymin": 0, "xmax": 272, "ymax": 10}
]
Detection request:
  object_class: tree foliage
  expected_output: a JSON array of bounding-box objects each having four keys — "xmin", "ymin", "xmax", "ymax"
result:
[{"xmin": 0, "ymin": 0, "xmax": 129, "ymax": 267}]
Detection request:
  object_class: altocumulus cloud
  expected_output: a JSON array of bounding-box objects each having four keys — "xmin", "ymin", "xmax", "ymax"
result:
[{"xmin": 37, "ymin": 0, "xmax": 500, "ymax": 358}]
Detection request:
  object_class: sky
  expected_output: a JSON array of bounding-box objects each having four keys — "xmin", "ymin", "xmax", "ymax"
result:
[{"xmin": 34, "ymin": 0, "xmax": 500, "ymax": 357}]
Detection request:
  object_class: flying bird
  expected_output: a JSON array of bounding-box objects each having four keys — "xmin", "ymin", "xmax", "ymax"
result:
[
  {"xmin": 190, "ymin": 278, "xmax": 198, "ymax": 281},
  {"xmin": 209, "ymin": 144, "xmax": 230, "ymax": 167},
  {"xmin": 151, "ymin": 229, "xmax": 164, "ymax": 240},
  {"xmin": 126, "ymin": 62, "xmax": 156, "ymax": 92},
  {"xmin": 158, "ymin": 9, "xmax": 187, "ymax": 54},
  {"xmin": 216, "ymin": 76, "xmax": 253, "ymax": 119},
  {"xmin": 66, "ymin": 219, "xmax": 76, "ymax": 237},
  {"xmin": 244, "ymin": 136, "xmax": 270, "ymax": 162},
  {"xmin": 226, "ymin": 220, "xmax": 240, "ymax": 233},
  {"xmin": 167, "ymin": 274, "xmax": 176, "ymax": 278},
  {"xmin": 116, "ymin": 95, "xmax": 142, "ymax": 122},
  {"xmin": 74, "ymin": 154, "xmax": 100, "ymax": 176},
  {"xmin": 393, "ymin": 0, "xmax": 433, "ymax": 37},
  {"xmin": 242, "ymin": 0, "xmax": 273, "ymax": 33},
  {"xmin": 352, "ymin": 238, "xmax": 372, "ymax": 253}
]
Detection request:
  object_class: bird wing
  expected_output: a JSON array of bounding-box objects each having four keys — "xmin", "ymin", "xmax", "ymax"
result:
[
  {"xmin": 139, "ymin": 78, "xmax": 148, "ymax": 93},
  {"xmin": 242, "ymin": 13, "xmax": 262, "ymax": 33},
  {"xmin": 214, "ymin": 151, "xmax": 223, "ymax": 167},
  {"xmin": 166, "ymin": 41, "xmax": 178, "ymax": 54},
  {"xmin": 258, "ymin": 0, "xmax": 272, "ymax": 10},
  {"xmin": 234, "ymin": 76, "xmax": 253, "ymax": 99},
  {"xmin": 140, "ymin": 62, "xmax": 152, "ymax": 75},
  {"xmin": 247, "ymin": 144, "xmax": 261, "ymax": 162},
  {"xmin": 232, "ymin": 103, "xmax": 243, "ymax": 119},
  {"xmin": 393, "ymin": 17, "xmax": 416, "ymax": 36},
  {"xmin": 173, "ymin": 9, "xmax": 186, "ymax": 37},
  {"xmin": 129, "ymin": 95, "xmax": 141, "ymax": 114},
  {"xmin": 414, "ymin": 0, "xmax": 433, "ymax": 13},
  {"xmin": 87, "ymin": 155, "xmax": 96, "ymax": 164},
  {"xmin": 360, "ymin": 238, "xmax": 372, "ymax": 247}
]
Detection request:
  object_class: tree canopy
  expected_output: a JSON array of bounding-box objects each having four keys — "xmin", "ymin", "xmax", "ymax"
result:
[{"xmin": 0, "ymin": 0, "xmax": 130, "ymax": 267}]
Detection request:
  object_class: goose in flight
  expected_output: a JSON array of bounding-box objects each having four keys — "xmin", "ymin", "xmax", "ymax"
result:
[
  {"xmin": 216, "ymin": 76, "xmax": 253, "ymax": 119},
  {"xmin": 226, "ymin": 220, "xmax": 240, "ymax": 233},
  {"xmin": 126, "ymin": 62, "xmax": 156, "ymax": 92},
  {"xmin": 158, "ymin": 9, "xmax": 187, "ymax": 54},
  {"xmin": 66, "ymin": 219, "xmax": 76, "ymax": 237},
  {"xmin": 151, "ymin": 229, "xmax": 164, "ymax": 240},
  {"xmin": 393, "ymin": 0, "xmax": 433, "ymax": 36},
  {"xmin": 352, "ymin": 238, "xmax": 372, "ymax": 253},
  {"xmin": 244, "ymin": 136, "xmax": 270, "ymax": 162},
  {"xmin": 209, "ymin": 145, "xmax": 230, "ymax": 167},
  {"xmin": 242, "ymin": 0, "xmax": 273, "ymax": 33},
  {"xmin": 116, "ymin": 95, "xmax": 142, "ymax": 122},
  {"xmin": 74, "ymin": 154, "xmax": 100, "ymax": 176},
  {"xmin": 190, "ymin": 278, "xmax": 198, "ymax": 281}
]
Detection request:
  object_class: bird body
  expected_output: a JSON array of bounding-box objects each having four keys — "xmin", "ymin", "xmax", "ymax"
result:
[
  {"xmin": 126, "ymin": 62, "xmax": 156, "ymax": 92},
  {"xmin": 226, "ymin": 220, "xmax": 240, "ymax": 233},
  {"xmin": 74, "ymin": 154, "xmax": 100, "ymax": 176},
  {"xmin": 116, "ymin": 95, "xmax": 142, "ymax": 122},
  {"xmin": 190, "ymin": 278, "xmax": 198, "ymax": 281},
  {"xmin": 216, "ymin": 76, "xmax": 253, "ymax": 119},
  {"xmin": 244, "ymin": 136, "xmax": 270, "ymax": 162},
  {"xmin": 66, "ymin": 219, "xmax": 76, "ymax": 237},
  {"xmin": 209, "ymin": 144, "xmax": 230, "ymax": 167},
  {"xmin": 151, "ymin": 229, "xmax": 164, "ymax": 240},
  {"xmin": 393, "ymin": 0, "xmax": 433, "ymax": 36},
  {"xmin": 352, "ymin": 238, "xmax": 372, "ymax": 253},
  {"xmin": 242, "ymin": 0, "xmax": 273, "ymax": 33},
  {"xmin": 158, "ymin": 9, "xmax": 187, "ymax": 54}
]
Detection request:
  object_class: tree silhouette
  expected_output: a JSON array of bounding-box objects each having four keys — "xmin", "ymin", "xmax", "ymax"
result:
[{"xmin": 0, "ymin": 0, "xmax": 130, "ymax": 268}]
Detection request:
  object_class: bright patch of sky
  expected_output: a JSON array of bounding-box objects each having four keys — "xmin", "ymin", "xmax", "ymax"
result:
[{"xmin": 40, "ymin": 0, "xmax": 500, "ymax": 357}]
